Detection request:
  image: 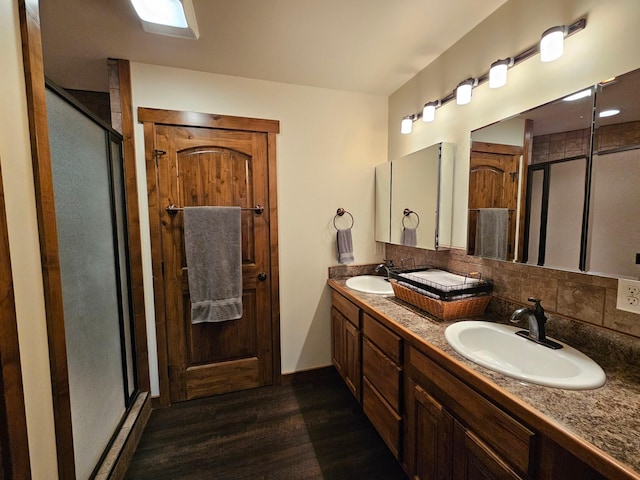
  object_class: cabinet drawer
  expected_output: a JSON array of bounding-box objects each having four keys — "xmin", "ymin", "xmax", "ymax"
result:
[
  {"xmin": 331, "ymin": 291, "xmax": 360, "ymax": 327},
  {"xmin": 363, "ymin": 313, "xmax": 402, "ymax": 364},
  {"xmin": 408, "ymin": 347, "xmax": 535, "ymax": 477},
  {"xmin": 363, "ymin": 377, "xmax": 402, "ymax": 459},
  {"xmin": 363, "ymin": 338, "xmax": 401, "ymax": 411}
]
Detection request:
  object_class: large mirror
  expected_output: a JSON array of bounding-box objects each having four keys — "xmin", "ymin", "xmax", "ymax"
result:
[
  {"xmin": 376, "ymin": 142, "xmax": 454, "ymax": 250},
  {"xmin": 469, "ymin": 66, "xmax": 640, "ymax": 279}
]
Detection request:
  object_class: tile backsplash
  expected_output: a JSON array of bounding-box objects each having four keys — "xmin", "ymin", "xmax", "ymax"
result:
[{"xmin": 384, "ymin": 244, "xmax": 640, "ymax": 339}]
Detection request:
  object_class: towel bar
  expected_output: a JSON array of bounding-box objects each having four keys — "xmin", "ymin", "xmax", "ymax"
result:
[
  {"xmin": 166, "ymin": 204, "xmax": 264, "ymax": 215},
  {"xmin": 334, "ymin": 208, "xmax": 354, "ymax": 229},
  {"xmin": 402, "ymin": 208, "xmax": 420, "ymax": 228}
]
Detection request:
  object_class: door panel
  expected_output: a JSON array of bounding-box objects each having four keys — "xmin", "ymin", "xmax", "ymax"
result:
[
  {"xmin": 468, "ymin": 143, "xmax": 522, "ymax": 260},
  {"xmin": 155, "ymin": 124, "xmax": 273, "ymax": 402}
]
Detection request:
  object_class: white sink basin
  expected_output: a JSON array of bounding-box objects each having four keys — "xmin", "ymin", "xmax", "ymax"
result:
[
  {"xmin": 444, "ymin": 321, "xmax": 606, "ymax": 390},
  {"xmin": 345, "ymin": 275, "xmax": 393, "ymax": 295}
]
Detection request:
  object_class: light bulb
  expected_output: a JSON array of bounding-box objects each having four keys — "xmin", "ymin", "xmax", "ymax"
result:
[
  {"xmin": 456, "ymin": 80, "xmax": 474, "ymax": 105},
  {"xmin": 599, "ymin": 109, "xmax": 620, "ymax": 118},
  {"xmin": 489, "ymin": 59, "xmax": 512, "ymax": 88},
  {"xmin": 562, "ymin": 89, "xmax": 592, "ymax": 102},
  {"xmin": 540, "ymin": 26, "xmax": 566, "ymax": 62},
  {"xmin": 401, "ymin": 116, "xmax": 413, "ymax": 134},
  {"xmin": 422, "ymin": 102, "xmax": 438, "ymax": 122}
]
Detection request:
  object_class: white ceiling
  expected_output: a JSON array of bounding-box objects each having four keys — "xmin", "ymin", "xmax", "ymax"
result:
[{"xmin": 40, "ymin": 0, "xmax": 509, "ymax": 95}]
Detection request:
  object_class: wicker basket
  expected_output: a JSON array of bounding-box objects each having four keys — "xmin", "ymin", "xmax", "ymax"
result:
[{"xmin": 390, "ymin": 280, "xmax": 491, "ymax": 321}]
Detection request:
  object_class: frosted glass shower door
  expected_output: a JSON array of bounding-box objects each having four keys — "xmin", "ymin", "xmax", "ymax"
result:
[{"xmin": 46, "ymin": 85, "xmax": 135, "ymax": 479}]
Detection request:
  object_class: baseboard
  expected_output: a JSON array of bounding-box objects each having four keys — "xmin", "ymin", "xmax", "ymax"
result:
[{"xmin": 281, "ymin": 365, "xmax": 336, "ymax": 384}]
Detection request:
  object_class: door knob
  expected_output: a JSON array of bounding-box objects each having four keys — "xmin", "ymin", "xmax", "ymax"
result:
[{"xmin": 258, "ymin": 272, "xmax": 268, "ymax": 281}]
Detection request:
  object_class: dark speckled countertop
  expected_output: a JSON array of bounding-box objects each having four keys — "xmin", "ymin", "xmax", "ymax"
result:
[{"xmin": 328, "ymin": 277, "xmax": 640, "ymax": 478}]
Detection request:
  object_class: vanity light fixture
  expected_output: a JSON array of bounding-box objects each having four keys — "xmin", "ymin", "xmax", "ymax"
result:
[
  {"xmin": 562, "ymin": 89, "xmax": 592, "ymax": 102},
  {"xmin": 401, "ymin": 114, "xmax": 418, "ymax": 134},
  {"xmin": 599, "ymin": 108, "xmax": 621, "ymax": 118},
  {"xmin": 422, "ymin": 100, "xmax": 441, "ymax": 122},
  {"xmin": 540, "ymin": 25, "xmax": 568, "ymax": 62},
  {"xmin": 399, "ymin": 18, "xmax": 586, "ymax": 133},
  {"xmin": 489, "ymin": 58, "xmax": 514, "ymax": 89},
  {"xmin": 456, "ymin": 78, "xmax": 478, "ymax": 105},
  {"xmin": 130, "ymin": 0, "xmax": 199, "ymax": 39}
]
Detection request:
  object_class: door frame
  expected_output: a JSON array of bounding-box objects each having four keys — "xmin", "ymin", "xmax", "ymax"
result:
[
  {"xmin": 0, "ymin": 165, "xmax": 31, "ymax": 478},
  {"xmin": 139, "ymin": 107, "xmax": 282, "ymax": 406}
]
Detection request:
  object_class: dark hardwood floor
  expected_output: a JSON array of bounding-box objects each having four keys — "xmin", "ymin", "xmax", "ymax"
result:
[{"xmin": 124, "ymin": 367, "xmax": 408, "ymax": 480}]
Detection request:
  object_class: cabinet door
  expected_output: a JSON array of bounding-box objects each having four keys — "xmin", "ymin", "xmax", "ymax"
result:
[
  {"xmin": 412, "ymin": 383, "xmax": 453, "ymax": 480},
  {"xmin": 452, "ymin": 421, "xmax": 523, "ymax": 480},
  {"xmin": 343, "ymin": 317, "xmax": 361, "ymax": 401},
  {"xmin": 331, "ymin": 307, "xmax": 345, "ymax": 377}
]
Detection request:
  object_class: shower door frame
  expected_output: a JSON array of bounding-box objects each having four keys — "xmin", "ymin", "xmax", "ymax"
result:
[{"xmin": 18, "ymin": 2, "xmax": 150, "ymax": 477}]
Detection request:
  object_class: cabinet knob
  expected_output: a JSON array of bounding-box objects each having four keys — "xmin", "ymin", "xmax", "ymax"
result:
[{"xmin": 258, "ymin": 272, "xmax": 267, "ymax": 281}]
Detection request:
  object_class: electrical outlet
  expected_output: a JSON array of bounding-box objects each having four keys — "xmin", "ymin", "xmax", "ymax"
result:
[{"xmin": 616, "ymin": 279, "xmax": 640, "ymax": 314}]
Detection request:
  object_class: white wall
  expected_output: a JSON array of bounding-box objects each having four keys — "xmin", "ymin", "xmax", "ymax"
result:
[
  {"xmin": 0, "ymin": 2, "xmax": 59, "ymax": 478},
  {"xmin": 130, "ymin": 64, "xmax": 388, "ymax": 394},
  {"xmin": 472, "ymin": 117, "xmax": 526, "ymax": 147},
  {"xmin": 389, "ymin": 0, "xmax": 640, "ymax": 250}
]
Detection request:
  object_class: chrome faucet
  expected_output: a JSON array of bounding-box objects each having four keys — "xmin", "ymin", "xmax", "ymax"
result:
[
  {"xmin": 510, "ymin": 298, "xmax": 562, "ymax": 349},
  {"xmin": 374, "ymin": 259, "xmax": 394, "ymax": 280}
]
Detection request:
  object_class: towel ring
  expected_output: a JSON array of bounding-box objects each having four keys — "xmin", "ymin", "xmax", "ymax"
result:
[
  {"xmin": 334, "ymin": 208, "xmax": 354, "ymax": 230},
  {"xmin": 402, "ymin": 208, "xmax": 420, "ymax": 228}
]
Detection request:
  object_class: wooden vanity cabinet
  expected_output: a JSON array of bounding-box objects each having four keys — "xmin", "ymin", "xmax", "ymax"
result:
[
  {"xmin": 329, "ymin": 284, "xmax": 625, "ymax": 479},
  {"xmin": 404, "ymin": 346, "xmax": 532, "ymax": 480},
  {"xmin": 331, "ymin": 291, "xmax": 361, "ymax": 402},
  {"xmin": 362, "ymin": 313, "xmax": 403, "ymax": 459}
]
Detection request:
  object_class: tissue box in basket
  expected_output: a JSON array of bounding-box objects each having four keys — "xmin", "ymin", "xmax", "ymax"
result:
[{"xmin": 390, "ymin": 280, "xmax": 491, "ymax": 321}]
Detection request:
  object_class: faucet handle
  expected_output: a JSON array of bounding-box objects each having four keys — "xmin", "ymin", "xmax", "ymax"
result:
[
  {"xmin": 527, "ymin": 297, "xmax": 546, "ymax": 318},
  {"xmin": 527, "ymin": 297, "xmax": 543, "ymax": 311}
]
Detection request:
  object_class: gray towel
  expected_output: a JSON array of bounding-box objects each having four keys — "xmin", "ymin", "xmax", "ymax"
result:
[
  {"xmin": 183, "ymin": 206, "xmax": 242, "ymax": 323},
  {"xmin": 475, "ymin": 208, "xmax": 508, "ymax": 260},
  {"xmin": 401, "ymin": 227, "xmax": 417, "ymax": 246},
  {"xmin": 337, "ymin": 228, "xmax": 354, "ymax": 264}
]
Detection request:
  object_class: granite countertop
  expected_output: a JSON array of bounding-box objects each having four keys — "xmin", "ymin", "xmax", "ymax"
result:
[{"xmin": 328, "ymin": 278, "xmax": 640, "ymax": 478}]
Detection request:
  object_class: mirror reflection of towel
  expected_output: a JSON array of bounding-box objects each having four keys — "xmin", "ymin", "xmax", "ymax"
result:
[
  {"xmin": 401, "ymin": 227, "xmax": 417, "ymax": 246},
  {"xmin": 475, "ymin": 208, "xmax": 508, "ymax": 260}
]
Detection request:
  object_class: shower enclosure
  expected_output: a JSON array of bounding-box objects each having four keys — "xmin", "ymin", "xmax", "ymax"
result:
[{"xmin": 46, "ymin": 81, "xmax": 138, "ymax": 479}]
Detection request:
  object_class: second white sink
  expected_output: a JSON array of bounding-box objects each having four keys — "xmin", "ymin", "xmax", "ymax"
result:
[
  {"xmin": 444, "ymin": 321, "xmax": 606, "ymax": 390},
  {"xmin": 345, "ymin": 275, "xmax": 393, "ymax": 295}
]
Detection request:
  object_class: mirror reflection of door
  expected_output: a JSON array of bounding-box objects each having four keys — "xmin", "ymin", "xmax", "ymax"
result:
[{"xmin": 468, "ymin": 142, "xmax": 522, "ymax": 261}]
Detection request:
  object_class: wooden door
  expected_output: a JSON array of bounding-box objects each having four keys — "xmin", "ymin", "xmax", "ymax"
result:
[
  {"xmin": 141, "ymin": 109, "xmax": 280, "ymax": 404},
  {"xmin": 468, "ymin": 142, "xmax": 523, "ymax": 260},
  {"xmin": 343, "ymin": 316, "xmax": 361, "ymax": 401},
  {"xmin": 409, "ymin": 383, "xmax": 453, "ymax": 480}
]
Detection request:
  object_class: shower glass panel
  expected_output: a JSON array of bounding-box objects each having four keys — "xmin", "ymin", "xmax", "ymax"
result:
[
  {"xmin": 524, "ymin": 158, "xmax": 586, "ymax": 270},
  {"xmin": 46, "ymin": 84, "xmax": 136, "ymax": 479},
  {"xmin": 545, "ymin": 159, "xmax": 586, "ymax": 271}
]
